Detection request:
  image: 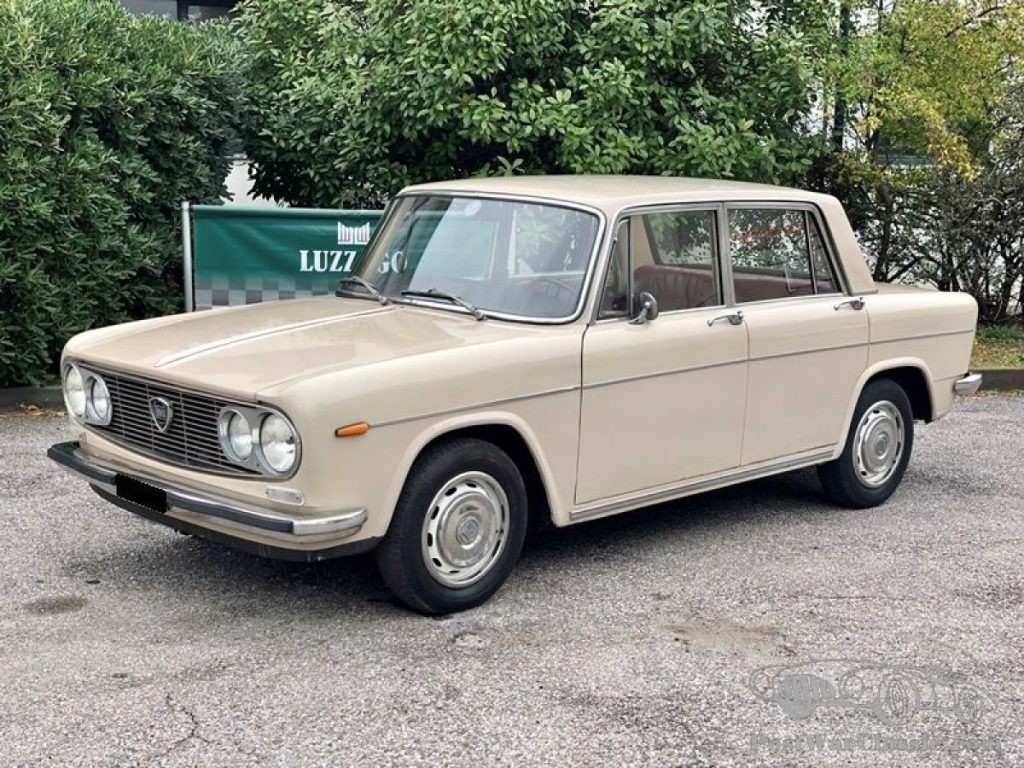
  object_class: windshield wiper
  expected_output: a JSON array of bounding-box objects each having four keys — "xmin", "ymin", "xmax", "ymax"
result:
[
  {"xmin": 336, "ymin": 276, "xmax": 389, "ymax": 305},
  {"xmin": 400, "ymin": 288, "xmax": 486, "ymax": 321}
]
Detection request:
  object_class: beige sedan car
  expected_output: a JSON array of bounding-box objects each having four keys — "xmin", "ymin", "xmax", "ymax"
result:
[{"xmin": 49, "ymin": 176, "xmax": 981, "ymax": 613}]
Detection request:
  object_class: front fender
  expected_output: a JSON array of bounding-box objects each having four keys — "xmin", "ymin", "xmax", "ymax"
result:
[{"xmin": 379, "ymin": 406, "xmax": 574, "ymax": 533}]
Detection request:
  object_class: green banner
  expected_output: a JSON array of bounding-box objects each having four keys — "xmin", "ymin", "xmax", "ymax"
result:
[{"xmin": 189, "ymin": 205, "xmax": 384, "ymax": 310}]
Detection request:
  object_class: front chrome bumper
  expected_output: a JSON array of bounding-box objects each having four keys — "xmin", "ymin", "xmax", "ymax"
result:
[
  {"xmin": 47, "ymin": 441, "xmax": 374, "ymax": 561},
  {"xmin": 953, "ymin": 372, "xmax": 983, "ymax": 395}
]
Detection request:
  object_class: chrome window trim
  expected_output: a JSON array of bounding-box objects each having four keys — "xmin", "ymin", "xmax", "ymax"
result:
[
  {"xmin": 589, "ymin": 201, "xmax": 728, "ymax": 324},
  {"xmin": 720, "ymin": 291, "xmax": 846, "ymax": 310},
  {"xmin": 596, "ymin": 218, "xmax": 631, "ymax": 320},
  {"xmin": 375, "ymin": 191, "xmax": 608, "ymax": 325},
  {"xmin": 722, "ymin": 200, "xmax": 852, "ymax": 301}
]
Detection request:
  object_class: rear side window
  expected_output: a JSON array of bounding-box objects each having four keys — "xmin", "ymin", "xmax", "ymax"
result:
[
  {"xmin": 727, "ymin": 208, "xmax": 838, "ymax": 303},
  {"xmin": 807, "ymin": 219, "xmax": 839, "ymax": 293}
]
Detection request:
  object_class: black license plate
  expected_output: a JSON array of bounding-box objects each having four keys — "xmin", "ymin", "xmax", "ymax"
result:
[{"xmin": 115, "ymin": 475, "xmax": 168, "ymax": 514}]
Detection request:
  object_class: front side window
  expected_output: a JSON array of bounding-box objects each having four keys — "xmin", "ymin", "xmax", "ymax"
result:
[
  {"xmin": 728, "ymin": 208, "xmax": 839, "ymax": 302},
  {"xmin": 354, "ymin": 195, "xmax": 600, "ymax": 320},
  {"xmin": 599, "ymin": 220, "xmax": 631, "ymax": 318},
  {"xmin": 635, "ymin": 209, "xmax": 721, "ymax": 311},
  {"xmin": 599, "ymin": 208, "xmax": 723, "ymax": 319}
]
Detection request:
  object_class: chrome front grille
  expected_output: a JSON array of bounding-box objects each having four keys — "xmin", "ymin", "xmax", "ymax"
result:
[{"xmin": 89, "ymin": 369, "xmax": 260, "ymax": 477}]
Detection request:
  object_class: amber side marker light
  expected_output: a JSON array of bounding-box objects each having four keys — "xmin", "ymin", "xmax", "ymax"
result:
[{"xmin": 335, "ymin": 422, "xmax": 370, "ymax": 438}]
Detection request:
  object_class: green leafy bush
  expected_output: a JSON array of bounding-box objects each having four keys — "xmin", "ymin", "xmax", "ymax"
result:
[
  {"xmin": 235, "ymin": 0, "xmax": 824, "ymax": 208},
  {"xmin": 0, "ymin": 0, "xmax": 247, "ymax": 386}
]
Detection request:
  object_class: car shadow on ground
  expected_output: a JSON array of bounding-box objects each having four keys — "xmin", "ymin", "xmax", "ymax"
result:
[{"xmin": 59, "ymin": 468, "xmax": 834, "ymax": 617}]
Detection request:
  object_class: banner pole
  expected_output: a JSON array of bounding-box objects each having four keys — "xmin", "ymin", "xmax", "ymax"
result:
[{"xmin": 181, "ymin": 201, "xmax": 194, "ymax": 313}]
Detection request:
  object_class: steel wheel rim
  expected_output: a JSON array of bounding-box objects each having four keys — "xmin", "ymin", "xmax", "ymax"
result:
[
  {"xmin": 421, "ymin": 471, "xmax": 509, "ymax": 588},
  {"xmin": 853, "ymin": 400, "xmax": 904, "ymax": 488}
]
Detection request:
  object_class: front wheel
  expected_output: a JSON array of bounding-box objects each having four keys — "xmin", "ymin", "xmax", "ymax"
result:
[
  {"xmin": 818, "ymin": 378, "xmax": 914, "ymax": 508},
  {"xmin": 375, "ymin": 437, "xmax": 528, "ymax": 614}
]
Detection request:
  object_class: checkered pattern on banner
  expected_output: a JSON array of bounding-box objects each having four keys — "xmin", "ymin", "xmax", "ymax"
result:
[{"xmin": 193, "ymin": 272, "xmax": 337, "ymax": 311}]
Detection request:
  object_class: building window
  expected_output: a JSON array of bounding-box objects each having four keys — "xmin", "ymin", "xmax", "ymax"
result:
[{"xmin": 120, "ymin": 0, "xmax": 236, "ymax": 21}]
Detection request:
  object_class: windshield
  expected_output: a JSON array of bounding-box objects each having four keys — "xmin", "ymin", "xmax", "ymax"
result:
[{"xmin": 353, "ymin": 195, "xmax": 601, "ymax": 320}]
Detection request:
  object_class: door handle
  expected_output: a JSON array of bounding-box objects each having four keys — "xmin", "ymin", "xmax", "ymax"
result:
[
  {"xmin": 707, "ymin": 310, "xmax": 744, "ymax": 327},
  {"xmin": 834, "ymin": 297, "xmax": 865, "ymax": 311}
]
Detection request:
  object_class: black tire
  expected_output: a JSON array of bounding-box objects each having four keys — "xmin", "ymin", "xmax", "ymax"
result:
[
  {"xmin": 375, "ymin": 437, "xmax": 528, "ymax": 614},
  {"xmin": 818, "ymin": 378, "xmax": 914, "ymax": 508}
]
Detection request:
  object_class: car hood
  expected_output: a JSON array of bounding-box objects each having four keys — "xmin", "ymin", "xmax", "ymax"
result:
[{"xmin": 65, "ymin": 297, "xmax": 547, "ymax": 400}]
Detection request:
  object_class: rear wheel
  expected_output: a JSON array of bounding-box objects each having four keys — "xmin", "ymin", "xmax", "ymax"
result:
[
  {"xmin": 818, "ymin": 378, "xmax": 914, "ymax": 508},
  {"xmin": 375, "ymin": 437, "xmax": 528, "ymax": 614}
]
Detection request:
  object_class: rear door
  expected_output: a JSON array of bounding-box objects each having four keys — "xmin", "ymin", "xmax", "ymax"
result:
[{"xmin": 725, "ymin": 204, "xmax": 869, "ymax": 465}]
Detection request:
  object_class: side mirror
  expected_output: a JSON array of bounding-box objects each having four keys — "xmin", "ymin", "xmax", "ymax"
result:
[{"xmin": 629, "ymin": 291, "xmax": 659, "ymax": 325}]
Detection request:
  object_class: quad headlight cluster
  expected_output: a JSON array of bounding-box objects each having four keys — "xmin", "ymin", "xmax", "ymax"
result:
[
  {"xmin": 62, "ymin": 363, "xmax": 112, "ymax": 426},
  {"xmin": 218, "ymin": 406, "xmax": 300, "ymax": 476}
]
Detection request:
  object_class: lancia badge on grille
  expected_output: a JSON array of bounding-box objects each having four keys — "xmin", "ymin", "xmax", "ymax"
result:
[{"xmin": 149, "ymin": 397, "xmax": 174, "ymax": 433}]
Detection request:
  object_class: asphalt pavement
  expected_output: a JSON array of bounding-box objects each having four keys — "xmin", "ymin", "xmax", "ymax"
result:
[{"xmin": 0, "ymin": 396, "xmax": 1021, "ymax": 767}]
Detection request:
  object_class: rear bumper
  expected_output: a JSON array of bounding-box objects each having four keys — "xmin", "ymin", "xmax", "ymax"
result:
[
  {"xmin": 47, "ymin": 441, "xmax": 378, "ymax": 562},
  {"xmin": 953, "ymin": 372, "xmax": 983, "ymax": 395}
]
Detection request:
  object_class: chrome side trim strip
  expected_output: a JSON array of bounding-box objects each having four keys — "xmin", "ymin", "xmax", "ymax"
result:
[
  {"xmin": 749, "ymin": 340, "xmax": 867, "ymax": 363},
  {"xmin": 46, "ymin": 441, "xmax": 366, "ymax": 538},
  {"xmin": 872, "ymin": 328, "xmax": 976, "ymax": 344},
  {"xmin": 585, "ymin": 358, "xmax": 747, "ymax": 390},
  {"xmin": 155, "ymin": 306, "xmax": 389, "ymax": 368},
  {"xmin": 953, "ymin": 372, "xmax": 982, "ymax": 395},
  {"xmin": 581, "ymin": 329, "xmax": 975, "ymax": 391},
  {"xmin": 371, "ymin": 385, "xmax": 581, "ymax": 428},
  {"xmin": 570, "ymin": 447, "xmax": 835, "ymax": 522}
]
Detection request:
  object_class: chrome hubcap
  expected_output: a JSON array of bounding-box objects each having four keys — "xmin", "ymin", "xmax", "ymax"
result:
[
  {"xmin": 853, "ymin": 400, "xmax": 904, "ymax": 488},
  {"xmin": 422, "ymin": 471, "xmax": 508, "ymax": 588}
]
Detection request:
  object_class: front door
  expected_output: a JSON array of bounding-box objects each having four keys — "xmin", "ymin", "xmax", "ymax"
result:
[{"xmin": 576, "ymin": 207, "xmax": 749, "ymax": 504}]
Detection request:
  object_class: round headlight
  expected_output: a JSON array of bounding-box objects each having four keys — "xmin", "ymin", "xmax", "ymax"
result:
[
  {"xmin": 86, "ymin": 375, "xmax": 111, "ymax": 423},
  {"xmin": 259, "ymin": 413, "xmax": 297, "ymax": 474},
  {"xmin": 64, "ymin": 365, "xmax": 86, "ymax": 418},
  {"xmin": 226, "ymin": 411, "xmax": 253, "ymax": 460}
]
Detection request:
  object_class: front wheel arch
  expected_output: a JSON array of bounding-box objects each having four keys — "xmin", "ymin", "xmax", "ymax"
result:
[
  {"xmin": 387, "ymin": 420, "xmax": 555, "ymax": 537},
  {"xmin": 375, "ymin": 435, "xmax": 530, "ymax": 613}
]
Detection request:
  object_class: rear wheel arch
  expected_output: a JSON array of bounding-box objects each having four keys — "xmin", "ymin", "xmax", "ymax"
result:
[
  {"xmin": 819, "ymin": 377, "xmax": 915, "ymax": 508},
  {"xmin": 833, "ymin": 361, "xmax": 933, "ymax": 463},
  {"xmin": 868, "ymin": 366, "xmax": 933, "ymax": 422}
]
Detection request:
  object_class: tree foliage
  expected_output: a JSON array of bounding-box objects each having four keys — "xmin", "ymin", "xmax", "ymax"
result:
[
  {"xmin": 236, "ymin": 0, "xmax": 828, "ymax": 208},
  {"xmin": 816, "ymin": 0, "xmax": 1024, "ymax": 318},
  {"xmin": 0, "ymin": 0, "xmax": 248, "ymax": 386}
]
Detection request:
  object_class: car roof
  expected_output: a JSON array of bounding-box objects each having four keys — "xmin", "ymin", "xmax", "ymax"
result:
[{"xmin": 401, "ymin": 175, "xmax": 834, "ymax": 213}]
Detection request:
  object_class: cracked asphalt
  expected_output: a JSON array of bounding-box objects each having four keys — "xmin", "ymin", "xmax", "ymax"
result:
[{"xmin": 0, "ymin": 396, "xmax": 1021, "ymax": 767}]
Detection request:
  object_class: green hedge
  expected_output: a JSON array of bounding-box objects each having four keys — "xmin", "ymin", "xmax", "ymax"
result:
[
  {"xmin": 235, "ymin": 0, "xmax": 823, "ymax": 209},
  {"xmin": 0, "ymin": 0, "xmax": 247, "ymax": 387}
]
